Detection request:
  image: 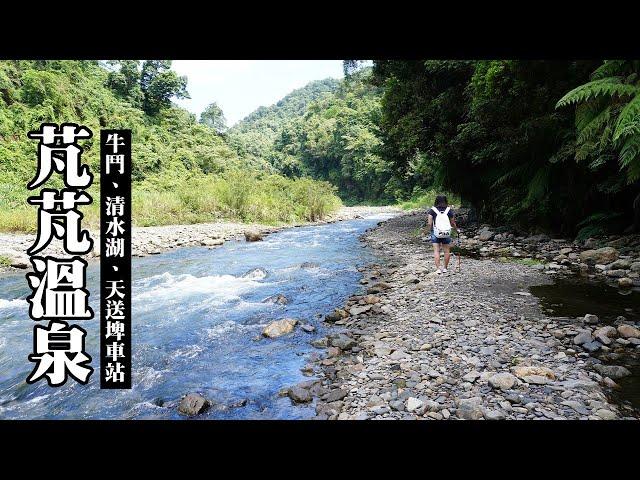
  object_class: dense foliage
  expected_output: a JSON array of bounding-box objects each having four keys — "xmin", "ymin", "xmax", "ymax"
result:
[
  {"xmin": 371, "ymin": 60, "xmax": 640, "ymax": 237},
  {"xmin": 0, "ymin": 60, "xmax": 341, "ymax": 232}
]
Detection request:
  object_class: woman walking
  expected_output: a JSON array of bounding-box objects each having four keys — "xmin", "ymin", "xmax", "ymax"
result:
[{"xmin": 427, "ymin": 195, "xmax": 458, "ymax": 274}]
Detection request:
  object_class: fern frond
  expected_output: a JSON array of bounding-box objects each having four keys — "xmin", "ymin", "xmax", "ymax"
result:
[
  {"xmin": 556, "ymin": 78, "xmax": 637, "ymax": 108},
  {"xmin": 590, "ymin": 60, "xmax": 628, "ymax": 80},
  {"xmin": 577, "ymin": 105, "xmax": 611, "ymax": 143},
  {"xmin": 613, "ymin": 93, "xmax": 640, "ymax": 141},
  {"xmin": 618, "ymin": 135, "xmax": 640, "ymax": 176}
]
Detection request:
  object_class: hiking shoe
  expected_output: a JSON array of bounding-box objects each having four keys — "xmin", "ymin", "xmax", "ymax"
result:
[
  {"xmin": 436, "ymin": 268, "xmax": 442, "ymax": 275},
  {"xmin": 442, "ymin": 268, "xmax": 448, "ymax": 273}
]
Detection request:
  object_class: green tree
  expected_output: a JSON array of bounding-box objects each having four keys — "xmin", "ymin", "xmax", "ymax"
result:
[
  {"xmin": 140, "ymin": 60, "xmax": 189, "ymax": 116},
  {"xmin": 106, "ymin": 60, "xmax": 144, "ymax": 107},
  {"xmin": 199, "ymin": 102, "xmax": 227, "ymax": 133}
]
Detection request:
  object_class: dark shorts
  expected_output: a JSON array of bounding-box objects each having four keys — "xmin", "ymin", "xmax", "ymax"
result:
[{"xmin": 431, "ymin": 233, "xmax": 451, "ymax": 244}]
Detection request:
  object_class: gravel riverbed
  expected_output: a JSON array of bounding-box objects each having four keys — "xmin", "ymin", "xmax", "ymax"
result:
[{"xmin": 290, "ymin": 211, "xmax": 639, "ymax": 420}]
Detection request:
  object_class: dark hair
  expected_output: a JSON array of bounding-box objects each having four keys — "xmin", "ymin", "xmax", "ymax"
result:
[{"xmin": 435, "ymin": 195, "xmax": 448, "ymax": 209}]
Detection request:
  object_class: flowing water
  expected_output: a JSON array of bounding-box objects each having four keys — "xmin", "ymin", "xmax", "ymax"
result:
[{"xmin": 0, "ymin": 213, "xmax": 394, "ymax": 419}]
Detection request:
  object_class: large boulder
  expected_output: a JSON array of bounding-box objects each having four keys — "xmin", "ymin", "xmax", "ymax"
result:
[
  {"xmin": 244, "ymin": 230, "xmax": 263, "ymax": 242},
  {"xmin": 177, "ymin": 393, "xmax": 210, "ymax": 416},
  {"xmin": 262, "ymin": 318, "xmax": 298, "ymax": 338},
  {"xmin": 579, "ymin": 247, "xmax": 619, "ymax": 264}
]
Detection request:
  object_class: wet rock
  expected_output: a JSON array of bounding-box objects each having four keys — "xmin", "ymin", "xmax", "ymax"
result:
[
  {"xmin": 288, "ymin": 386, "xmax": 312, "ymax": 404},
  {"xmin": 324, "ymin": 309, "xmax": 348, "ymax": 323},
  {"xmin": 177, "ymin": 393, "xmax": 210, "ymax": 416},
  {"xmin": 593, "ymin": 364, "xmax": 631, "ymax": 379},
  {"xmin": 300, "ymin": 324, "xmax": 316, "ymax": 333},
  {"xmin": 244, "ymin": 230, "xmax": 263, "ymax": 242},
  {"xmin": 262, "ymin": 293, "xmax": 289, "ymax": 305},
  {"xmin": 262, "ymin": 318, "xmax": 298, "ymax": 338}
]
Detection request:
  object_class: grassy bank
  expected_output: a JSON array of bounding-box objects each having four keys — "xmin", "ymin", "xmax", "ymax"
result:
[{"xmin": 0, "ymin": 170, "xmax": 342, "ymax": 233}]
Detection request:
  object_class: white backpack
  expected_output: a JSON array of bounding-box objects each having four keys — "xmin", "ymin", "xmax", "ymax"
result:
[{"xmin": 431, "ymin": 206, "xmax": 452, "ymax": 238}]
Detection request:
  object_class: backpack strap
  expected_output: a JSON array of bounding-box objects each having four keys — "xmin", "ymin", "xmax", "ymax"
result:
[
  {"xmin": 431, "ymin": 206, "xmax": 441, "ymax": 215},
  {"xmin": 443, "ymin": 206, "xmax": 450, "ymax": 215}
]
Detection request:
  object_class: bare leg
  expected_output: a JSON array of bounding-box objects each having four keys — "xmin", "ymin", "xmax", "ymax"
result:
[
  {"xmin": 443, "ymin": 243, "xmax": 451, "ymax": 269},
  {"xmin": 433, "ymin": 243, "xmax": 441, "ymax": 270}
]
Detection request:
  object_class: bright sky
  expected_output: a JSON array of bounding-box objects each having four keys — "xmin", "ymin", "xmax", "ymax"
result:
[{"xmin": 172, "ymin": 60, "xmax": 345, "ymax": 127}]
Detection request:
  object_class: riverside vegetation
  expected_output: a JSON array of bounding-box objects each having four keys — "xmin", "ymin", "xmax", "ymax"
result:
[{"xmin": 0, "ymin": 60, "xmax": 341, "ymax": 233}]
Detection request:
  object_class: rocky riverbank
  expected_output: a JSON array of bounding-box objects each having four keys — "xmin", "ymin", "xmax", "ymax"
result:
[
  {"xmin": 0, "ymin": 205, "xmax": 399, "ymax": 275},
  {"xmin": 286, "ymin": 211, "xmax": 639, "ymax": 420},
  {"xmin": 460, "ymin": 222, "xmax": 640, "ymax": 290}
]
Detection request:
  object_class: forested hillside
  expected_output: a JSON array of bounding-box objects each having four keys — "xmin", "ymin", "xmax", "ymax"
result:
[
  {"xmin": 0, "ymin": 60, "xmax": 341, "ymax": 232},
  {"xmin": 227, "ymin": 78, "xmax": 339, "ymax": 168},
  {"xmin": 229, "ymin": 70, "xmax": 395, "ymax": 203}
]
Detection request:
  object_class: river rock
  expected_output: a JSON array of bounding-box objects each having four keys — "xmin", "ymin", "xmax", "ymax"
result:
[
  {"xmin": 579, "ymin": 247, "xmax": 619, "ymax": 264},
  {"xmin": 288, "ymin": 386, "xmax": 312, "ymax": 404},
  {"xmin": 594, "ymin": 326, "xmax": 617, "ymax": 341},
  {"xmin": 609, "ymin": 259, "xmax": 631, "ymax": 270},
  {"xmin": 457, "ymin": 397, "xmax": 484, "ymax": 420},
  {"xmin": 595, "ymin": 409, "xmax": 617, "ymax": 420},
  {"xmin": 177, "ymin": 393, "xmax": 210, "ymax": 416},
  {"xmin": 582, "ymin": 340, "xmax": 602, "ymax": 353},
  {"xmin": 573, "ymin": 331, "xmax": 594, "ymax": 345},
  {"xmin": 349, "ymin": 305, "xmax": 372, "ymax": 316},
  {"xmin": 329, "ymin": 333, "xmax": 356, "ymax": 350},
  {"xmin": 325, "ymin": 308, "xmax": 348, "ymax": 323},
  {"xmin": 512, "ymin": 365, "xmax": 556, "ymax": 381},
  {"xmin": 262, "ymin": 293, "xmax": 288, "ymax": 305},
  {"xmin": 583, "ymin": 314, "xmax": 599, "ymax": 325},
  {"xmin": 262, "ymin": 318, "xmax": 298, "ymax": 338},
  {"xmin": 478, "ymin": 228, "xmax": 495, "ymax": 241},
  {"xmin": 617, "ymin": 324, "xmax": 640, "ymax": 338},
  {"xmin": 406, "ymin": 397, "xmax": 424, "ymax": 413},
  {"xmin": 488, "ymin": 372, "xmax": 517, "ymax": 390},
  {"xmin": 593, "ymin": 364, "xmax": 631, "ymax": 379},
  {"xmin": 618, "ymin": 277, "xmax": 634, "ymax": 288},
  {"xmin": 244, "ymin": 230, "xmax": 263, "ymax": 242}
]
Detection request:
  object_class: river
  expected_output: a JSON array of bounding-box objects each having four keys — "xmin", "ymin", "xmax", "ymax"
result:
[{"xmin": 0, "ymin": 213, "xmax": 395, "ymax": 419}]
